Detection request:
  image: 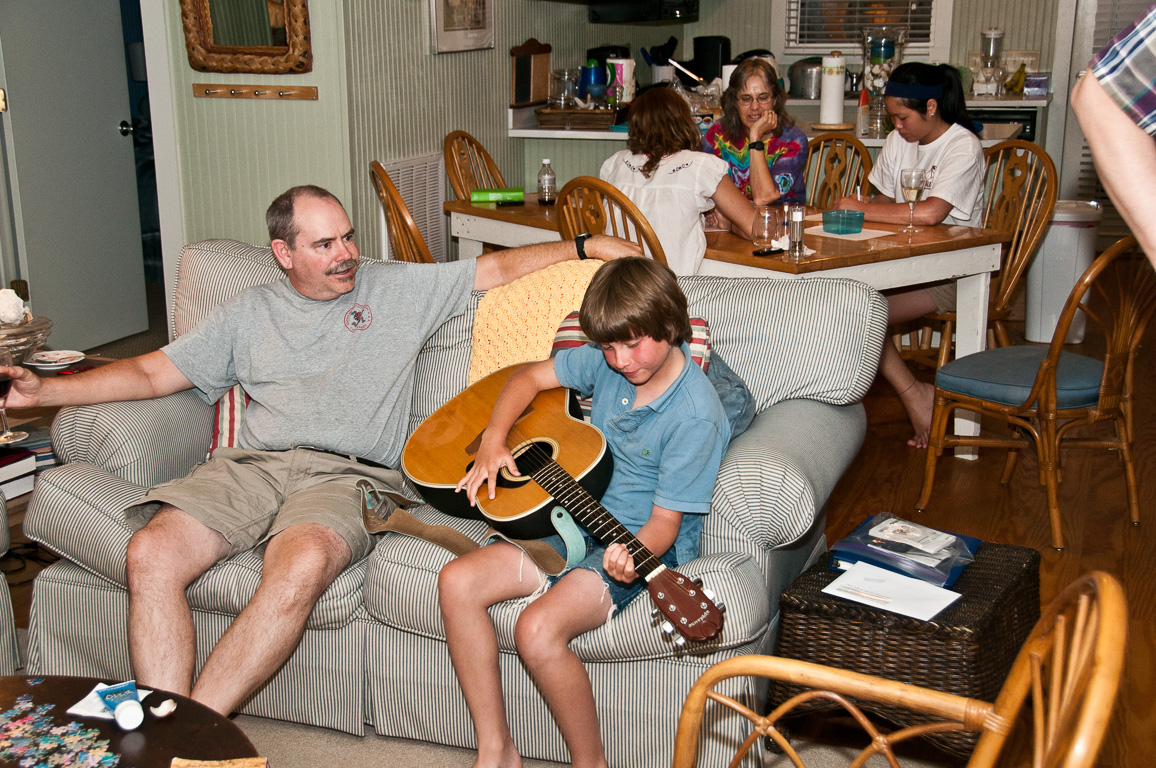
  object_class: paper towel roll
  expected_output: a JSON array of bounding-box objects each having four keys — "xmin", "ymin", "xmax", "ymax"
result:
[{"xmin": 819, "ymin": 55, "xmax": 846, "ymax": 125}]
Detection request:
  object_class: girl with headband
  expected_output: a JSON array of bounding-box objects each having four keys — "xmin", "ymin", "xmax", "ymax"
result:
[{"xmin": 834, "ymin": 62, "xmax": 985, "ymax": 449}]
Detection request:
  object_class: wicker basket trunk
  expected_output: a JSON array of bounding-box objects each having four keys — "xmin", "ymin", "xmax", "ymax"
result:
[{"xmin": 771, "ymin": 543, "xmax": 1041, "ymax": 756}]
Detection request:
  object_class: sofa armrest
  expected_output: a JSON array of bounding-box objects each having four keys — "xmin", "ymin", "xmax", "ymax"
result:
[
  {"xmin": 51, "ymin": 390, "xmax": 214, "ymax": 489},
  {"xmin": 705, "ymin": 399, "xmax": 866, "ymax": 560}
]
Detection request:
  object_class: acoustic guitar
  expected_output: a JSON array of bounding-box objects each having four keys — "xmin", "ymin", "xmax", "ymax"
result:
[{"xmin": 402, "ymin": 364, "xmax": 725, "ymax": 644}]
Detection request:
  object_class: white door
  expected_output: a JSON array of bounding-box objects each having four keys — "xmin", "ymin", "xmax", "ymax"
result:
[{"xmin": 0, "ymin": 0, "xmax": 148, "ymax": 351}]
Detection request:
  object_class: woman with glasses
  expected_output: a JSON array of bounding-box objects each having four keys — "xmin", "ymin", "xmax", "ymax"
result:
[{"xmin": 702, "ymin": 58, "xmax": 808, "ymax": 206}]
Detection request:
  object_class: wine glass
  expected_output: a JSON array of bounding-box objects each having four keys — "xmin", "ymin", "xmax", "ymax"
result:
[
  {"xmin": 751, "ymin": 206, "xmax": 782, "ymax": 256},
  {"xmin": 0, "ymin": 348, "xmax": 28, "ymax": 445},
  {"xmin": 900, "ymin": 168, "xmax": 927, "ymax": 234}
]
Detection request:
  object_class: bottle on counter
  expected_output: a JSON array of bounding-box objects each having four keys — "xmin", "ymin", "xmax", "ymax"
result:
[{"xmin": 537, "ymin": 159, "xmax": 556, "ymax": 206}]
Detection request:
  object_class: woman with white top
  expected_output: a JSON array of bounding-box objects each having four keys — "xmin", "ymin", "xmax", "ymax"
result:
[
  {"xmin": 600, "ymin": 86, "xmax": 756, "ymax": 276},
  {"xmin": 835, "ymin": 62, "xmax": 985, "ymax": 449}
]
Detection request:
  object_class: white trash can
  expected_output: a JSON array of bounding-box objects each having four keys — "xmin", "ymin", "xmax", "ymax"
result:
[{"xmin": 1025, "ymin": 200, "xmax": 1103, "ymax": 343}]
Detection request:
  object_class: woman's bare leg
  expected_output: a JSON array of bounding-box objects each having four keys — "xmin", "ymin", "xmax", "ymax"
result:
[{"xmin": 883, "ymin": 289, "xmax": 940, "ymax": 448}]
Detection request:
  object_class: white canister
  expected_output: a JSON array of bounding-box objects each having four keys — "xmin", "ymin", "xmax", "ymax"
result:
[
  {"xmin": 721, "ymin": 63, "xmax": 738, "ymax": 86},
  {"xmin": 652, "ymin": 64, "xmax": 675, "ymax": 84},
  {"xmin": 607, "ymin": 58, "xmax": 636, "ymax": 102}
]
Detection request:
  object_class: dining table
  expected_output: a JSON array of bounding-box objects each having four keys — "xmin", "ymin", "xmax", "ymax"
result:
[{"xmin": 443, "ymin": 194, "xmax": 1011, "ymax": 456}]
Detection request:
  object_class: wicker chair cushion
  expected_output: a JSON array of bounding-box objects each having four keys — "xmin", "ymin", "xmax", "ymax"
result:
[{"xmin": 936, "ymin": 346, "xmax": 1103, "ymax": 408}]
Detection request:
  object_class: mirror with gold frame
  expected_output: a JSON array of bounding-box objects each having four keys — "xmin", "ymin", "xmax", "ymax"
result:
[{"xmin": 179, "ymin": 0, "xmax": 313, "ymax": 74}]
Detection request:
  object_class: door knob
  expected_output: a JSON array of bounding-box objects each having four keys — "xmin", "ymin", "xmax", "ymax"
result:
[{"xmin": 119, "ymin": 120, "xmax": 134, "ymax": 136}]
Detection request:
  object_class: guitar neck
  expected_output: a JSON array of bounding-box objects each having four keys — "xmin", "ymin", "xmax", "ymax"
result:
[{"xmin": 528, "ymin": 458, "xmax": 665, "ymax": 578}]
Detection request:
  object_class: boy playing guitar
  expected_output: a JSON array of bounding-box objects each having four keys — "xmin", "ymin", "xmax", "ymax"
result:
[{"xmin": 439, "ymin": 257, "xmax": 730, "ymax": 768}]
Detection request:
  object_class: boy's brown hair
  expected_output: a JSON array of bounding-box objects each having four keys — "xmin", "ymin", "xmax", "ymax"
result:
[{"xmin": 579, "ymin": 257, "xmax": 691, "ymax": 346}]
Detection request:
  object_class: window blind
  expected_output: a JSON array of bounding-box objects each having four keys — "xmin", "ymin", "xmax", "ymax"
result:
[{"xmin": 786, "ymin": 0, "xmax": 937, "ymax": 49}]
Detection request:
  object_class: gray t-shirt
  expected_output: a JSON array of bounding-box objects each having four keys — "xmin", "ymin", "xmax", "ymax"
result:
[{"xmin": 164, "ymin": 258, "xmax": 475, "ymax": 467}]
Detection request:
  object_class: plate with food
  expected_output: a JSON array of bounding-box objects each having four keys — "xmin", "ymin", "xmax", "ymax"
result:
[{"xmin": 24, "ymin": 350, "xmax": 85, "ymax": 370}]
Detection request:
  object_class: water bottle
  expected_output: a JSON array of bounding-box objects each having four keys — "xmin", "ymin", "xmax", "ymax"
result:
[{"xmin": 537, "ymin": 159, "xmax": 556, "ymax": 206}]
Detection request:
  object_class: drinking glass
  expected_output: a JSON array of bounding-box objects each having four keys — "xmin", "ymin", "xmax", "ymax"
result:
[
  {"xmin": 751, "ymin": 206, "xmax": 782, "ymax": 255},
  {"xmin": 900, "ymin": 168, "xmax": 927, "ymax": 233},
  {"xmin": 0, "ymin": 348, "xmax": 28, "ymax": 445}
]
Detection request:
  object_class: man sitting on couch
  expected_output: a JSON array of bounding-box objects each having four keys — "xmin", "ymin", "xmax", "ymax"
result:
[{"xmin": 2, "ymin": 184, "xmax": 638, "ymax": 715}]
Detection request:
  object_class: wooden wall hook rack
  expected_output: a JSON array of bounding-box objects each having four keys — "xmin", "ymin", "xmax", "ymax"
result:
[{"xmin": 193, "ymin": 84, "xmax": 318, "ymax": 100}]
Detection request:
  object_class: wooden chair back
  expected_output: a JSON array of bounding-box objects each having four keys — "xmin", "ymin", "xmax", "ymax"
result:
[
  {"xmin": 444, "ymin": 130, "xmax": 506, "ymax": 201},
  {"xmin": 981, "ymin": 139, "xmax": 1058, "ymax": 344},
  {"xmin": 369, "ymin": 161, "xmax": 434, "ymax": 264},
  {"xmin": 556, "ymin": 176, "xmax": 668, "ymax": 267},
  {"xmin": 673, "ymin": 571, "xmax": 1127, "ymax": 768},
  {"xmin": 804, "ymin": 132, "xmax": 873, "ymax": 209}
]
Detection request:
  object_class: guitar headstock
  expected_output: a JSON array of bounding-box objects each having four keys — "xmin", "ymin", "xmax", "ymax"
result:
[{"xmin": 646, "ymin": 566, "xmax": 724, "ymax": 643}]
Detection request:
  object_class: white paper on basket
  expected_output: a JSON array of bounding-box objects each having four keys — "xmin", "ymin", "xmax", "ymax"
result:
[{"xmin": 819, "ymin": 54, "xmax": 846, "ymax": 125}]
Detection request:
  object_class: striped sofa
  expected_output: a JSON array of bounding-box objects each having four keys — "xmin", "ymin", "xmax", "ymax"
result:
[{"xmin": 22, "ymin": 239, "xmax": 888, "ymax": 766}]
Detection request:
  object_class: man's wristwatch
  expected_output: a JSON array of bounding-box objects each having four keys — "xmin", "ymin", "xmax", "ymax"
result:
[
  {"xmin": 575, "ymin": 232, "xmax": 593, "ymax": 260},
  {"xmin": 748, "ymin": 140, "xmax": 766, "ymax": 152}
]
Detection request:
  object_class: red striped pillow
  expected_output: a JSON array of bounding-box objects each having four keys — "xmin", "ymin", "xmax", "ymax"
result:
[{"xmin": 208, "ymin": 384, "xmax": 251, "ymax": 456}]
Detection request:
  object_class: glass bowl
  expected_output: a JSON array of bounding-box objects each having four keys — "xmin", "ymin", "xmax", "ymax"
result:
[
  {"xmin": 0, "ymin": 315, "xmax": 53, "ymax": 364},
  {"xmin": 822, "ymin": 209, "xmax": 865, "ymax": 235}
]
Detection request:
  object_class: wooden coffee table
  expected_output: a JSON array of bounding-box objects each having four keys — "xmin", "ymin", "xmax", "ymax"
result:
[{"xmin": 0, "ymin": 674, "xmax": 259, "ymax": 767}]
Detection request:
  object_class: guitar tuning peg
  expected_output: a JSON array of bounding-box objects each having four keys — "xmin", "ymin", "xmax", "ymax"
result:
[
  {"xmin": 660, "ymin": 620, "xmax": 674, "ymax": 635},
  {"xmin": 702, "ymin": 586, "xmax": 717, "ymax": 601},
  {"xmin": 674, "ymin": 635, "xmax": 687, "ymax": 648},
  {"xmin": 651, "ymin": 607, "xmax": 660, "ymax": 619},
  {"xmin": 717, "ymin": 602, "xmax": 727, "ymax": 614},
  {"xmin": 692, "ymin": 577, "xmax": 703, "ymax": 587}
]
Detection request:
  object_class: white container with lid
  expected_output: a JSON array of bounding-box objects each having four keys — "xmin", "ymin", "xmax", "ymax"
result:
[{"xmin": 1025, "ymin": 200, "xmax": 1103, "ymax": 343}]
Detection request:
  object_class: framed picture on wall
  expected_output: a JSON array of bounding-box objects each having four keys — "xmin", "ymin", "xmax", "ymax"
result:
[{"xmin": 429, "ymin": 0, "xmax": 494, "ymax": 53}]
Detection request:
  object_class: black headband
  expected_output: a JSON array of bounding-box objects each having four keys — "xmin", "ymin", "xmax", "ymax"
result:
[{"xmin": 884, "ymin": 80, "xmax": 944, "ymax": 100}]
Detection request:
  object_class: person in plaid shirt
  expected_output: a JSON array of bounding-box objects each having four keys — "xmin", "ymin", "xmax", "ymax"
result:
[{"xmin": 1072, "ymin": 2, "xmax": 1156, "ymax": 266}]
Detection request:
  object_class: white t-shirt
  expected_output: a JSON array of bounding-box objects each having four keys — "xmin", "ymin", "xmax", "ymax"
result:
[
  {"xmin": 599, "ymin": 149, "xmax": 729, "ymax": 275},
  {"xmin": 869, "ymin": 123, "xmax": 985, "ymax": 226}
]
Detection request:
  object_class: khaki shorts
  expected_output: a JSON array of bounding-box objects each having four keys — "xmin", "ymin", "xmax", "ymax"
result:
[
  {"xmin": 926, "ymin": 281, "xmax": 957, "ymax": 313},
  {"xmin": 124, "ymin": 447, "xmax": 414, "ymax": 562}
]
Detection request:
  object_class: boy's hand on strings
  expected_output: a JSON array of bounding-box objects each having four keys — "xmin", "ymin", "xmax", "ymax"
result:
[{"xmin": 455, "ymin": 431, "xmax": 518, "ymax": 506}]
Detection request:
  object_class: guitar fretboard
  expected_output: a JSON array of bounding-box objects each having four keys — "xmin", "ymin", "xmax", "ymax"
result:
[{"xmin": 520, "ymin": 448, "xmax": 663, "ymax": 577}]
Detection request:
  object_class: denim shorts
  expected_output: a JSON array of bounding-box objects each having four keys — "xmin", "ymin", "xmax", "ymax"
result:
[{"xmin": 541, "ymin": 530, "xmax": 680, "ymax": 611}]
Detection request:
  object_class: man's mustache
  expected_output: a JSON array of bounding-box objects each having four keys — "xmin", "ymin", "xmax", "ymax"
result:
[{"xmin": 328, "ymin": 259, "xmax": 360, "ymax": 276}]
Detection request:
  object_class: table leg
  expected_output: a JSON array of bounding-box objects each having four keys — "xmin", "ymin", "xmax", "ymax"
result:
[
  {"xmin": 457, "ymin": 237, "xmax": 484, "ymax": 260},
  {"xmin": 951, "ymin": 271, "xmax": 991, "ymax": 459}
]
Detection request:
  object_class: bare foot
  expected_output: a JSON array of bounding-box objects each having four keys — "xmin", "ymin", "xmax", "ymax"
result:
[
  {"xmin": 899, "ymin": 379, "xmax": 936, "ymax": 448},
  {"xmin": 473, "ymin": 741, "xmax": 522, "ymax": 768}
]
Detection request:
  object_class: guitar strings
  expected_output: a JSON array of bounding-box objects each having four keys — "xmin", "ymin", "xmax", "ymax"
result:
[{"xmin": 503, "ymin": 422, "xmax": 665, "ymax": 575}]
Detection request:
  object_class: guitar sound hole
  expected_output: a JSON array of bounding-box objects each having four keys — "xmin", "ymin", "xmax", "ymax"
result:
[{"xmin": 465, "ymin": 439, "xmax": 555, "ymax": 488}]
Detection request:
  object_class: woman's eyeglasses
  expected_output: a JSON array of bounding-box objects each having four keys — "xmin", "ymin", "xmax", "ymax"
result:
[{"xmin": 737, "ymin": 93, "xmax": 773, "ymax": 106}]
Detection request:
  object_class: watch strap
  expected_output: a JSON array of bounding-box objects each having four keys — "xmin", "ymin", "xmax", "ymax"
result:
[
  {"xmin": 575, "ymin": 232, "xmax": 592, "ymax": 260},
  {"xmin": 748, "ymin": 140, "xmax": 766, "ymax": 152}
]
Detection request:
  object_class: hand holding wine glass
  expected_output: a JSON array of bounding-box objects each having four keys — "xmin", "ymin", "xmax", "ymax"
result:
[
  {"xmin": 0, "ymin": 348, "xmax": 28, "ymax": 445},
  {"xmin": 900, "ymin": 168, "xmax": 927, "ymax": 234}
]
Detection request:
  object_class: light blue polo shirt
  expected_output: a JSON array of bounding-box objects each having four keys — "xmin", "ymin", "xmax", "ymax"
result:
[{"xmin": 553, "ymin": 342, "xmax": 730, "ymax": 564}]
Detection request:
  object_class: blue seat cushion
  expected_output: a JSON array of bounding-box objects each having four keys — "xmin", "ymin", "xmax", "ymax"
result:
[{"xmin": 936, "ymin": 346, "xmax": 1103, "ymax": 409}]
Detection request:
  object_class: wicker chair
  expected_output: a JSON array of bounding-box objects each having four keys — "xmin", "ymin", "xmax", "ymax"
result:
[
  {"xmin": 803, "ymin": 132, "xmax": 873, "ymax": 210},
  {"xmin": 898, "ymin": 139, "xmax": 1058, "ymax": 369},
  {"xmin": 369, "ymin": 161, "xmax": 434, "ymax": 264},
  {"xmin": 556, "ymin": 176, "xmax": 668, "ymax": 267},
  {"xmin": 916, "ymin": 236, "xmax": 1156, "ymax": 550},
  {"xmin": 673, "ymin": 570, "xmax": 1127, "ymax": 768},
  {"xmin": 443, "ymin": 130, "xmax": 506, "ymax": 201}
]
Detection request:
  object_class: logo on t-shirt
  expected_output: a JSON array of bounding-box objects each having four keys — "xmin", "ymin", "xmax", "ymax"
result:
[{"xmin": 345, "ymin": 304, "xmax": 372, "ymax": 332}]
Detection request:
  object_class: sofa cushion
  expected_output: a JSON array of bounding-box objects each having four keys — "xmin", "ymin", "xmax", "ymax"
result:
[
  {"xmin": 677, "ymin": 276, "xmax": 887, "ymax": 411},
  {"xmin": 209, "ymin": 384, "xmax": 251, "ymax": 455},
  {"xmin": 172, "ymin": 240, "xmax": 284, "ymax": 337}
]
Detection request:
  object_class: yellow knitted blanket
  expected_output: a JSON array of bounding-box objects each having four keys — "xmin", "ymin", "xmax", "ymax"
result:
[{"xmin": 467, "ymin": 259, "xmax": 604, "ymax": 384}]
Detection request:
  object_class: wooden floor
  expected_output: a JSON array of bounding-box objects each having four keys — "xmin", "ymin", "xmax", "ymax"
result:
[
  {"xmin": 3, "ymin": 314, "xmax": 1150, "ymax": 767},
  {"xmin": 826, "ymin": 321, "xmax": 1153, "ymax": 768}
]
